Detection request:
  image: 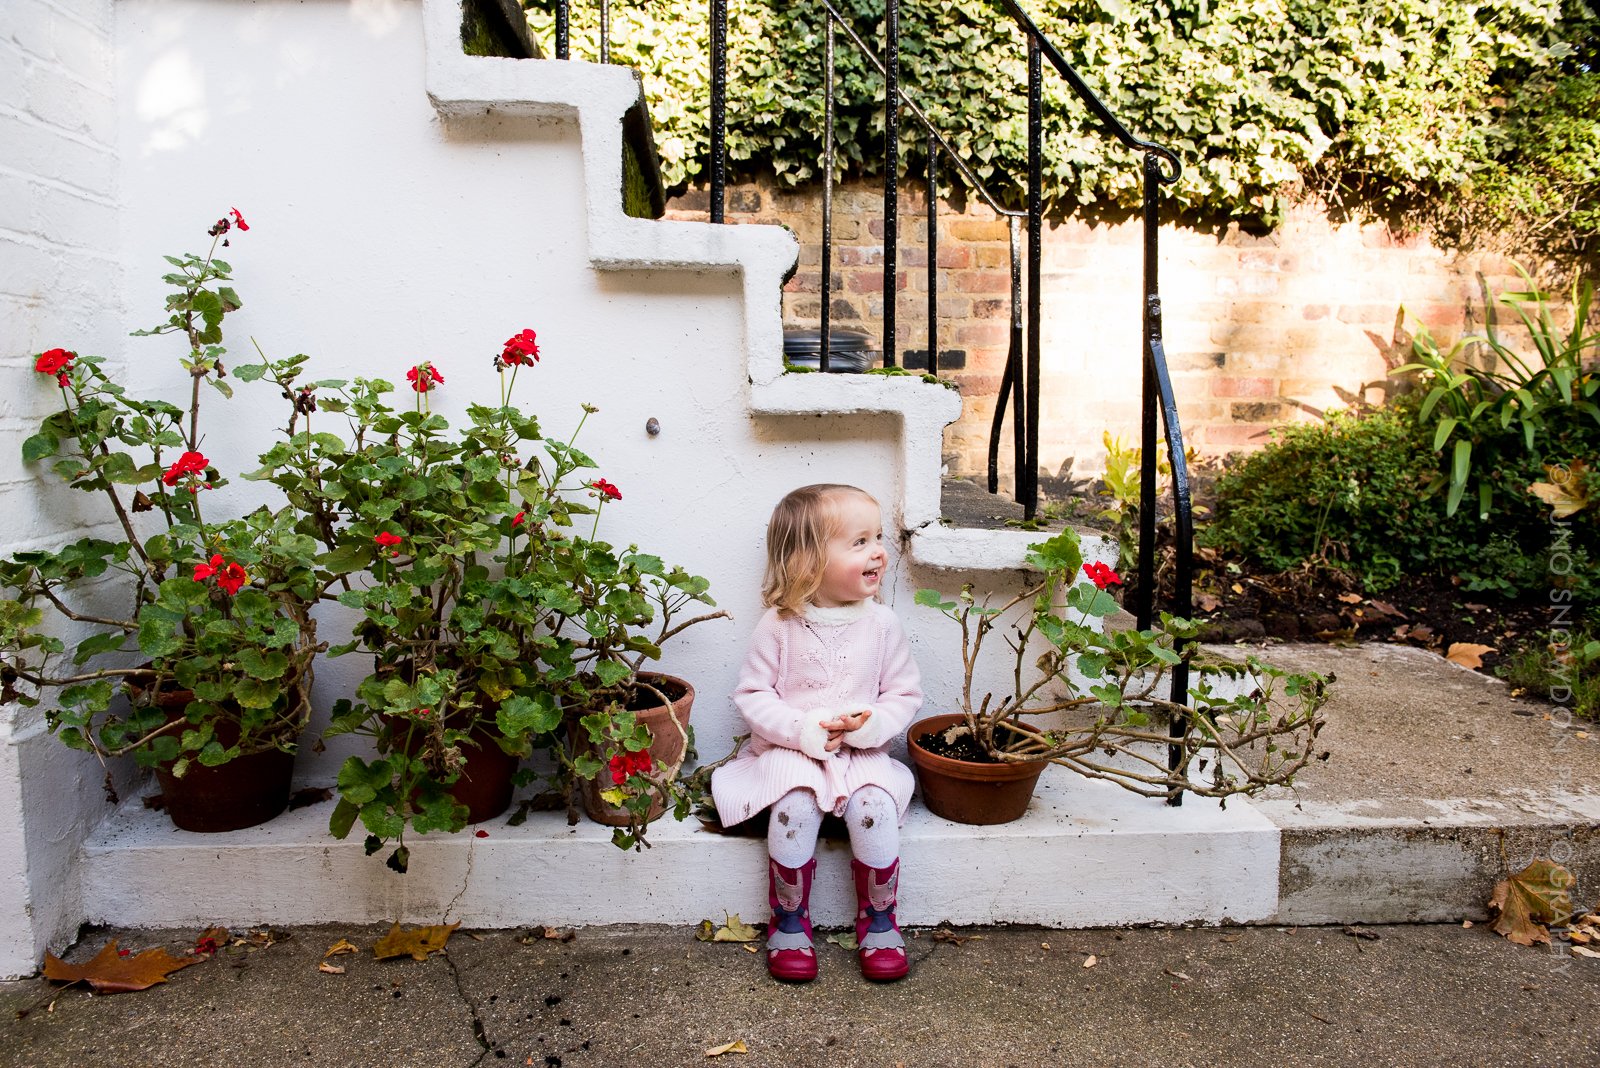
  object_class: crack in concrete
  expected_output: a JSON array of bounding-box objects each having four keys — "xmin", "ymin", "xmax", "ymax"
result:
[{"xmin": 444, "ymin": 951, "xmax": 496, "ymax": 1067}]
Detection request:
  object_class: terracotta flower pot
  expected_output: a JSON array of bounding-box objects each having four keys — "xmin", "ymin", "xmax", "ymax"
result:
[
  {"xmin": 906, "ymin": 713, "xmax": 1046, "ymax": 826},
  {"xmin": 581, "ymin": 672, "xmax": 695, "ymax": 827},
  {"xmin": 134, "ymin": 681, "xmax": 300, "ymax": 834},
  {"xmin": 383, "ymin": 713, "xmax": 520, "ymax": 826}
]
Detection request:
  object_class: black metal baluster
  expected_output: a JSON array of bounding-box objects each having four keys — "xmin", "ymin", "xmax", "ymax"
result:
[
  {"xmin": 1140, "ymin": 153, "xmax": 1195, "ymax": 805},
  {"xmin": 556, "ymin": 0, "xmax": 569, "ymax": 59},
  {"xmin": 881, "ymin": 0, "xmax": 899, "ymax": 367},
  {"xmin": 926, "ymin": 131, "xmax": 938, "ymax": 376},
  {"xmin": 1023, "ymin": 34, "xmax": 1042, "ymax": 519},
  {"xmin": 710, "ymin": 0, "xmax": 727, "ymax": 223},
  {"xmin": 599, "ymin": 0, "xmax": 610, "ymax": 63},
  {"xmin": 821, "ymin": 17, "xmax": 835, "ymax": 373},
  {"xmin": 994, "ymin": 216, "xmax": 1024, "ymax": 497}
]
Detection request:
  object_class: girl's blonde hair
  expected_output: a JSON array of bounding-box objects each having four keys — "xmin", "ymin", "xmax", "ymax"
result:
[{"xmin": 761, "ymin": 484, "xmax": 879, "ymax": 616}]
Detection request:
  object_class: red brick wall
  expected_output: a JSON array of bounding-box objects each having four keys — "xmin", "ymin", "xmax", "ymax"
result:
[{"xmin": 666, "ymin": 179, "xmax": 1533, "ymax": 484}]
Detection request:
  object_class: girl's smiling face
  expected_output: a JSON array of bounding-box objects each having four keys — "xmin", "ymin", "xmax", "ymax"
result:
[{"xmin": 815, "ymin": 493, "xmax": 886, "ymax": 607}]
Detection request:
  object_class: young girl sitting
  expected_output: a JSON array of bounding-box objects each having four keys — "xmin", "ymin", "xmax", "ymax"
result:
[{"xmin": 711, "ymin": 484, "xmax": 924, "ymax": 983}]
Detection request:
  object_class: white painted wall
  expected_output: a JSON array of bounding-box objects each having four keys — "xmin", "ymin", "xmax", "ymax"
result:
[
  {"xmin": 0, "ymin": 0, "xmax": 1124, "ymax": 961},
  {"xmin": 0, "ymin": 0, "xmax": 139, "ymax": 978}
]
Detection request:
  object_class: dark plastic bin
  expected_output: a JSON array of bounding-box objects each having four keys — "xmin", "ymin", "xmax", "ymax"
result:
[{"xmin": 782, "ymin": 328, "xmax": 876, "ymax": 373}]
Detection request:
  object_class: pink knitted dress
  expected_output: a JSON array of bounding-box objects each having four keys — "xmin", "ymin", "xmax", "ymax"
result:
[{"xmin": 711, "ymin": 600, "xmax": 924, "ymax": 827}]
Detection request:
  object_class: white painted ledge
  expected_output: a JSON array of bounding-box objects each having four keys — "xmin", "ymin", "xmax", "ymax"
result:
[
  {"xmin": 81, "ymin": 771, "xmax": 1279, "ymax": 931},
  {"xmin": 420, "ymin": 0, "xmax": 1077, "ymax": 575}
]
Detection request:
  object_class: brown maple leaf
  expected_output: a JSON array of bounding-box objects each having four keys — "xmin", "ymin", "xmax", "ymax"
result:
[
  {"xmin": 372, "ymin": 922, "xmax": 460, "ymax": 961},
  {"xmin": 1445, "ymin": 642, "xmax": 1495, "ymax": 669},
  {"xmin": 42, "ymin": 940, "xmax": 201, "ymax": 993},
  {"xmin": 1489, "ymin": 859, "xmax": 1575, "ymax": 947}
]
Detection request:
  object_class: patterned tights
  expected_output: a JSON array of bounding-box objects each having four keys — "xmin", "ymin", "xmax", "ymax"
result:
[{"xmin": 766, "ymin": 786, "xmax": 898, "ymax": 868}]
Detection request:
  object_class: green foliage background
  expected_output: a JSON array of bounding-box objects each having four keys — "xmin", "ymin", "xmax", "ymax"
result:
[{"xmin": 527, "ymin": 0, "xmax": 1598, "ymax": 247}]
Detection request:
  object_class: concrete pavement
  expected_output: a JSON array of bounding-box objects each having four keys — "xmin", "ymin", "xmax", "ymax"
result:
[{"xmin": 3, "ymin": 920, "xmax": 1597, "ymax": 1067}]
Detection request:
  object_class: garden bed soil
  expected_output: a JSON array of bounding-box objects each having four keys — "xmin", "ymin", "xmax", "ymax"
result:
[{"xmin": 944, "ymin": 471, "xmax": 1563, "ymax": 685}]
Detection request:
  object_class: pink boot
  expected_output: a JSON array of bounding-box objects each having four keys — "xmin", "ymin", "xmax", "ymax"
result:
[
  {"xmin": 766, "ymin": 857, "xmax": 818, "ymax": 982},
  {"xmin": 852, "ymin": 858, "xmax": 909, "ymax": 981}
]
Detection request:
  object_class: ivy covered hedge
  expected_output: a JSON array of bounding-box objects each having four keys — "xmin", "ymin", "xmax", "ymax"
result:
[{"xmin": 527, "ymin": 0, "xmax": 1598, "ymax": 248}]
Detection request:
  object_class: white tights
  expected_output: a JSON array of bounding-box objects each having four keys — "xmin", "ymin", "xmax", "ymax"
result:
[{"xmin": 767, "ymin": 786, "xmax": 899, "ymax": 869}]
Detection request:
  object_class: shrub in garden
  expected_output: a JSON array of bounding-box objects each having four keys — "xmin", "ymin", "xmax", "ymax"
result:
[{"xmin": 1202, "ymin": 402, "xmax": 1471, "ymax": 589}]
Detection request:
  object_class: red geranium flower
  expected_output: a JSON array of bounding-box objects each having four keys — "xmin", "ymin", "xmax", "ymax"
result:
[
  {"xmin": 1082, "ymin": 562, "xmax": 1122, "ymax": 590},
  {"xmin": 162, "ymin": 451, "xmax": 209, "ymax": 486},
  {"xmin": 229, "ymin": 207, "xmax": 249, "ymax": 232},
  {"xmin": 500, "ymin": 328, "xmax": 539, "ymax": 366},
  {"xmin": 590, "ymin": 478, "xmax": 622, "ymax": 502},
  {"xmin": 35, "ymin": 348, "xmax": 74, "ymax": 381},
  {"xmin": 474, "ymin": 829, "xmax": 489, "ymax": 838},
  {"xmin": 511, "ymin": 511, "xmax": 526, "ymax": 526},
  {"xmin": 608, "ymin": 749, "xmax": 653, "ymax": 785},
  {"xmin": 216, "ymin": 562, "xmax": 248, "ymax": 596},
  {"xmin": 406, "ymin": 363, "xmax": 444, "ymax": 393},
  {"xmin": 193, "ymin": 554, "xmax": 247, "ymax": 595},
  {"xmin": 374, "ymin": 531, "xmax": 403, "ymax": 557}
]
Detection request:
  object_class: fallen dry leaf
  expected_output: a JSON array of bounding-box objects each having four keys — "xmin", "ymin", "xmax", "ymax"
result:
[
  {"xmin": 1219, "ymin": 934, "xmax": 1241, "ymax": 943},
  {"xmin": 1489, "ymin": 859, "xmax": 1575, "ymax": 947},
  {"xmin": 239, "ymin": 928, "xmax": 288, "ymax": 948},
  {"xmin": 1572, "ymin": 945, "xmax": 1600, "ymax": 959},
  {"xmin": 372, "ymin": 922, "xmax": 460, "ymax": 962},
  {"xmin": 825, "ymin": 931, "xmax": 859, "ymax": 951},
  {"xmin": 1163, "ymin": 967, "xmax": 1192, "ymax": 981},
  {"xmin": 1195, "ymin": 592, "xmax": 1221, "ymax": 612},
  {"xmin": 1366, "ymin": 599, "xmax": 1405, "ymax": 619},
  {"xmin": 1040, "ymin": 942, "xmax": 1051, "ymax": 951},
  {"xmin": 317, "ymin": 961, "xmax": 345, "ymax": 975},
  {"xmin": 324, "ymin": 939, "xmax": 359, "ymax": 958},
  {"xmin": 1445, "ymin": 642, "xmax": 1496, "ymax": 669},
  {"xmin": 706, "ymin": 1039, "xmax": 749, "ymax": 1057},
  {"xmin": 1462, "ymin": 920, "xmax": 1474, "ymax": 928},
  {"xmin": 42, "ymin": 941, "xmax": 201, "ymax": 994},
  {"xmin": 193, "ymin": 927, "xmax": 228, "ymax": 957},
  {"xmin": 931, "ymin": 928, "xmax": 979, "ymax": 946},
  {"xmin": 696, "ymin": 913, "xmax": 760, "ymax": 944},
  {"xmin": 1337, "ymin": 592, "xmax": 1364, "ymax": 604},
  {"xmin": 1082, "ymin": 954, "xmax": 1098, "ymax": 968},
  {"xmin": 741, "ymin": 944, "xmax": 758, "ymax": 954},
  {"xmin": 1529, "ymin": 460, "xmax": 1591, "ymax": 518}
]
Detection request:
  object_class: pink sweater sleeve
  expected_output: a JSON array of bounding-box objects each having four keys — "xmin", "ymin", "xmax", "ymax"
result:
[
  {"xmin": 732, "ymin": 610, "xmax": 832, "ymax": 759},
  {"xmin": 845, "ymin": 608, "xmax": 924, "ymax": 750}
]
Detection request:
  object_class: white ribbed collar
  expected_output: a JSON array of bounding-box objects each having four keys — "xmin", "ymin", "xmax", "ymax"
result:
[{"xmin": 802, "ymin": 600, "xmax": 872, "ymax": 626}]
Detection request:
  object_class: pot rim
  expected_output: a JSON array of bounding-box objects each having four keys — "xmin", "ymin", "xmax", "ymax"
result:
[{"xmin": 906, "ymin": 712, "xmax": 1048, "ymax": 779}]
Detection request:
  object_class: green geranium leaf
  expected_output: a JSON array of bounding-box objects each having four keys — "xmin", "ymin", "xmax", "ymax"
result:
[{"xmin": 22, "ymin": 433, "xmax": 59, "ymax": 463}]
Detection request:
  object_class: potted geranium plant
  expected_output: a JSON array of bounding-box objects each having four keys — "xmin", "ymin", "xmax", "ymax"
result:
[
  {"xmin": 0, "ymin": 212, "xmax": 329, "ymax": 832},
  {"xmin": 241, "ymin": 329, "xmax": 725, "ymax": 868},
  {"xmin": 908, "ymin": 528, "xmax": 1330, "ymax": 824}
]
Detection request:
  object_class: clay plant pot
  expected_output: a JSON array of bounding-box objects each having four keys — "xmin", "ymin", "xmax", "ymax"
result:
[
  {"xmin": 384, "ymin": 713, "xmax": 520, "ymax": 826},
  {"xmin": 906, "ymin": 713, "xmax": 1047, "ymax": 826},
  {"xmin": 136, "ymin": 682, "xmax": 299, "ymax": 834},
  {"xmin": 581, "ymin": 672, "xmax": 695, "ymax": 827}
]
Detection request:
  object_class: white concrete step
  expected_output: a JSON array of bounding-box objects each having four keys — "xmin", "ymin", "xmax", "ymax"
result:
[{"xmin": 82, "ymin": 772, "xmax": 1278, "ymax": 931}]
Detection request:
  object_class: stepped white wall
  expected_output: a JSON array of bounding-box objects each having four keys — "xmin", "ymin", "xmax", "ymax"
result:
[{"xmin": 0, "ymin": 0, "xmax": 1130, "ymax": 972}]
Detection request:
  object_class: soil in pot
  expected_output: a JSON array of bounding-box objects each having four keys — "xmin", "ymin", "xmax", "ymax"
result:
[
  {"xmin": 581, "ymin": 672, "xmax": 694, "ymax": 827},
  {"xmin": 907, "ymin": 713, "xmax": 1046, "ymax": 826}
]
